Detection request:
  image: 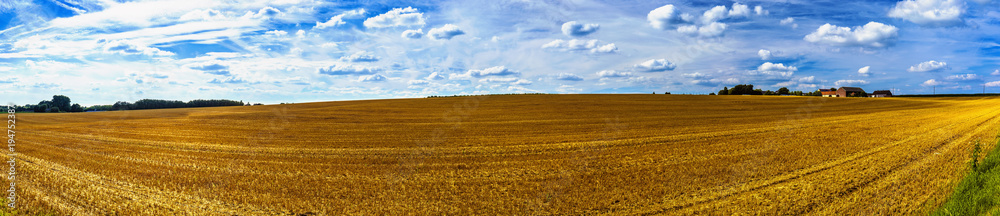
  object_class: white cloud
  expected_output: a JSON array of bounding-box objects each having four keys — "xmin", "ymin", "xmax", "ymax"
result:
[
  {"xmin": 556, "ymin": 73, "xmax": 583, "ymax": 81},
  {"xmin": 677, "ymin": 22, "xmax": 727, "ymax": 37},
  {"xmin": 728, "ymin": 3, "xmax": 751, "ymax": 18},
  {"xmin": 426, "ymin": 72, "xmax": 445, "ymax": 80},
  {"xmin": 945, "ymin": 73, "xmax": 980, "ymax": 81},
  {"xmin": 908, "ymin": 60, "xmax": 948, "ymax": 72},
  {"xmin": 451, "ymin": 66, "xmax": 519, "ymax": 79},
  {"xmin": 479, "ymin": 77, "xmax": 532, "ymax": 85},
  {"xmin": 647, "ymin": 4, "xmax": 691, "ymax": 30},
  {"xmin": 561, "ymin": 21, "xmax": 600, "ymax": 37},
  {"xmin": 991, "ymin": 69, "xmax": 1000, "ymax": 76},
  {"xmin": 754, "ymin": 6, "xmax": 768, "ymax": 15},
  {"xmin": 318, "ymin": 64, "xmax": 382, "ymax": 75},
  {"xmin": 888, "ymin": 0, "xmax": 965, "ymax": 27},
  {"xmin": 358, "ymin": 74, "xmax": 387, "ymax": 82},
  {"xmin": 363, "ymin": 7, "xmax": 425, "ymax": 28},
  {"xmin": 986, "ymin": 81, "xmax": 1000, "ymax": 87},
  {"xmin": 542, "ymin": 39, "xmax": 617, "ymax": 54},
  {"xmin": 921, "ymin": 79, "xmax": 944, "ymax": 86},
  {"xmin": 428, "ymin": 24, "xmax": 465, "ymax": 40},
  {"xmin": 682, "ymin": 72, "xmax": 708, "ymax": 79},
  {"xmin": 245, "ymin": 7, "xmax": 282, "ymax": 20},
  {"xmin": 596, "ymin": 70, "xmax": 631, "ymax": 77},
  {"xmin": 758, "ymin": 49, "xmax": 772, "ymax": 60},
  {"xmin": 100, "ymin": 39, "xmax": 174, "ymax": 56},
  {"xmin": 408, "ymin": 79, "xmax": 430, "ymax": 85},
  {"xmin": 180, "ymin": 9, "xmax": 225, "ymax": 21},
  {"xmin": 780, "ymin": 17, "xmax": 797, "ymax": 28},
  {"xmin": 835, "ymin": 79, "xmax": 870, "ymax": 86},
  {"xmin": 315, "ymin": 8, "xmax": 366, "ymax": 29},
  {"xmin": 633, "ymin": 59, "xmax": 676, "ymax": 72},
  {"xmin": 804, "ymin": 22, "xmax": 899, "ymax": 48},
  {"xmin": 858, "ymin": 66, "xmax": 871, "ymax": 76},
  {"xmin": 340, "ymin": 51, "xmax": 379, "ymax": 62},
  {"xmin": 702, "ymin": 5, "xmax": 728, "ymax": 23},
  {"xmin": 402, "ymin": 29, "xmax": 423, "ymax": 39},
  {"xmin": 758, "ymin": 62, "xmax": 797, "ymax": 72}
]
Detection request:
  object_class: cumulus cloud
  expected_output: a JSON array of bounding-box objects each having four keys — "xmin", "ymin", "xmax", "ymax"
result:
[
  {"xmin": 908, "ymin": 60, "xmax": 948, "ymax": 72},
  {"xmin": 945, "ymin": 73, "xmax": 980, "ymax": 81},
  {"xmin": 757, "ymin": 62, "xmax": 797, "ymax": 74},
  {"xmin": 921, "ymin": 79, "xmax": 944, "ymax": 86},
  {"xmin": 992, "ymin": 69, "xmax": 1000, "ymax": 76},
  {"xmin": 542, "ymin": 39, "xmax": 618, "ymax": 54},
  {"xmin": 858, "ymin": 66, "xmax": 871, "ymax": 76},
  {"xmin": 402, "ymin": 29, "xmax": 423, "ymax": 39},
  {"xmin": 451, "ymin": 66, "xmax": 519, "ymax": 79},
  {"xmin": 780, "ymin": 17, "xmax": 798, "ymax": 28},
  {"xmin": 755, "ymin": 6, "xmax": 768, "ymax": 15},
  {"xmin": 682, "ymin": 72, "xmax": 708, "ymax": 79},
  {"xmin": 633, "ymin": 59, "xmax": 676, "ymax": 72},
  {"xmin": 986, "ymin": 80, "xmax": 1000, "ymax": 87},
  {"xmin": 245, "ymin": 7, "xmax": 282, "ymax": 20},
  {"xmin": 804, "ymin": 22, "xmax": 899, "ymax": 48},
  {"xmin": 561, "ymin": 21, "xmax": 600, "ymax": 37},
  {"xmin": 835, "ymin": 79, "xmax": 869, "ymax": 86},
  {"xmin": 363, "ymin": 7, "xmax": 425, "ymax": 28},
  {"xmin": 596, "ymin": 70, "xmax": 631, "ymax": 77},
  {"xmin": 758, "ymin": 49, "xmax": 772, "ymax": 60},
  {"xmin": 647, "ymin": 4, "xmax": 692, "ymax": 30},
  {"xmin": 556, "ymin": 73, "xmax": 584, "ymax": 81},
  {"xmin": 428, "ymin": 24, "xmax": 465, "ymax": 40},
  {"xmin": 677, "ymin": 22, "xmax": 727, "ymax": 37},
  {"xmin": 315, "ymin": 8, "xmax": 366, "ymax": 29},
  {"xmin": 358, "ymin": 74, "xmax": 387, "ymax": 82},
  {"xmin": 702, "ymin": 5, "xmax": 728, "ymax": 23},
  {"xmin": 426, "ymin": 72, "xmax": 445, "ymax": 80},
  {"xmin": 100, "ymin": 39, "xmax": 174, "ymax": 56},
  {"xmin": 728, "ymin": 3, "xmax": 751, "ymax": 18},
  {"xmin": 888, "ymin": 0, "xmax": 965, "ymax": 27},
  {"xmin": 340, "ymin": 51, "xmax": 379, "ymax": 62},
  {"xmin": 318, "ymin": 64, "xmax": 382, "ymax": 75}
]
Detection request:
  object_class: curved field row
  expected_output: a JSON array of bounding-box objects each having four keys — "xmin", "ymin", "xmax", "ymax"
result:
[{"xmin": 8, "ymin": 95, "xmax": 999, "ymax": 215}]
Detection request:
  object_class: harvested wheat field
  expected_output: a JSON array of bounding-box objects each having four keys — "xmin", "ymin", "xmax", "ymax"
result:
[{"xmin": 10, "ymin": 94, "xmax": 1000, "ymax": 215}]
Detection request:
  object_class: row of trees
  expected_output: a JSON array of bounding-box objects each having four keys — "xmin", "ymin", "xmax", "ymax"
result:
[
  {"xmin": 714, "ymin": 84, "xmax": 823, "ymax": 96},
  {"xmin": 10, "ymin": 95, "xmax": 246, "ymax": 112},
  {"xmin": 109, "ymin": 99, "xmax": 245, "ymax": 111}
]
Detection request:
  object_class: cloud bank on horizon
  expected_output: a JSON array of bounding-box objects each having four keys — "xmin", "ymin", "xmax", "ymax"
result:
[{"xmin": 1, "ymin": 0, "xmax": 999, "ymax": 105}]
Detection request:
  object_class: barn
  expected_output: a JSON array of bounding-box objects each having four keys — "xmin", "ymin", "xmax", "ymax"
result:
[
  {"xmin": 870, "ymin": 90, "xmax": 893, "ymax": 97},
  {"xmin": 837, "ymin": 87, "xmax": 865, "ymax": 97},
  {"xmin": 820, "ymin": 89, "xmax": 837, "ymax": 97}
]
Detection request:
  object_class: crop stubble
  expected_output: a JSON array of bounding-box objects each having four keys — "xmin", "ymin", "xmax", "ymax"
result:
[{"xmin": 8, "ymin": 95, "xmax": 1000, "ymax": 215}]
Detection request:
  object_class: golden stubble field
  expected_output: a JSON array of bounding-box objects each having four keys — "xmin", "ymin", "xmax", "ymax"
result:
[{"xmin": 8, "ymin": 94, "xmax": 1000, "ymax": 215}]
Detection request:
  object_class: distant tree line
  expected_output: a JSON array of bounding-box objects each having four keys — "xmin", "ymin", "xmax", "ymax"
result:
[
  {"xmin": 110, "ymin": 99, "xmax": 245, "ymax": 111},
  {"xmin": 9, "ymin": 95, "xmax": 245, "ymax": 113},
  {"xmin": 715, "ymin": 84, "xmax": 823, "ymax": 96}
]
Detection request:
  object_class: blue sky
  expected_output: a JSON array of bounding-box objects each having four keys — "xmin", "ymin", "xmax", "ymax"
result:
[{"xmin": 1, "ymin": 0, "xmax": 999, "ymax": 105}]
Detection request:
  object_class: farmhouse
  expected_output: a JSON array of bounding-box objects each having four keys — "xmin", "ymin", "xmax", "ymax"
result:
[
  {"xmin": 820, "ymin": 89, "xmax": 837, "ymax": 97},
  {"xmin": 837, "ymin": 87, "xmax": 865, "ymax": 97},
  {"xmin": 870, "ymin": 90, "xmax": 893, "ymax": 97}
]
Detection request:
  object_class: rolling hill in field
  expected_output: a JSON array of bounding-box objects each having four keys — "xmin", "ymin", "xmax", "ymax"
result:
[{"xmin": 11, "ymin": 94, "xmax": 1000, "ymax": 215}]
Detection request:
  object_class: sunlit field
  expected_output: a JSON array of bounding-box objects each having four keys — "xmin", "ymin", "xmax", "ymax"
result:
[{"xmin": 11, "ymin": 94, "xmax": 1000, "ymax": 215}]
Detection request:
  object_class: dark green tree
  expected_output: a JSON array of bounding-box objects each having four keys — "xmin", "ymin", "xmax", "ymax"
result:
[
  {"xmin": 718, "ymin": 87, "xmax": 729, "ymax": 95},
  {"xmin": 778, "ymin": 87, "xmax": 790, "ymax": 95},
  {"xmin": 52, "ymin": 95, "xmax": 71, "ymax": 112},
  {"xmin": 71, "ymin": 104, "xmax": 84, "ymax": 112}
]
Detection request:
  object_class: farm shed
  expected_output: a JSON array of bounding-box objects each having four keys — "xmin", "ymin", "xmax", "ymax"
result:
[
  {"xmin": 837, "ymin": 87, "xmax": 865, "ymax": 97},
  {"xmin": 870, "ymin": 90, "xmax": 893, "ymax": 97},
  {"xmin": 820, "ymin": 89, "xmax": 837, "ymax": 97}
]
